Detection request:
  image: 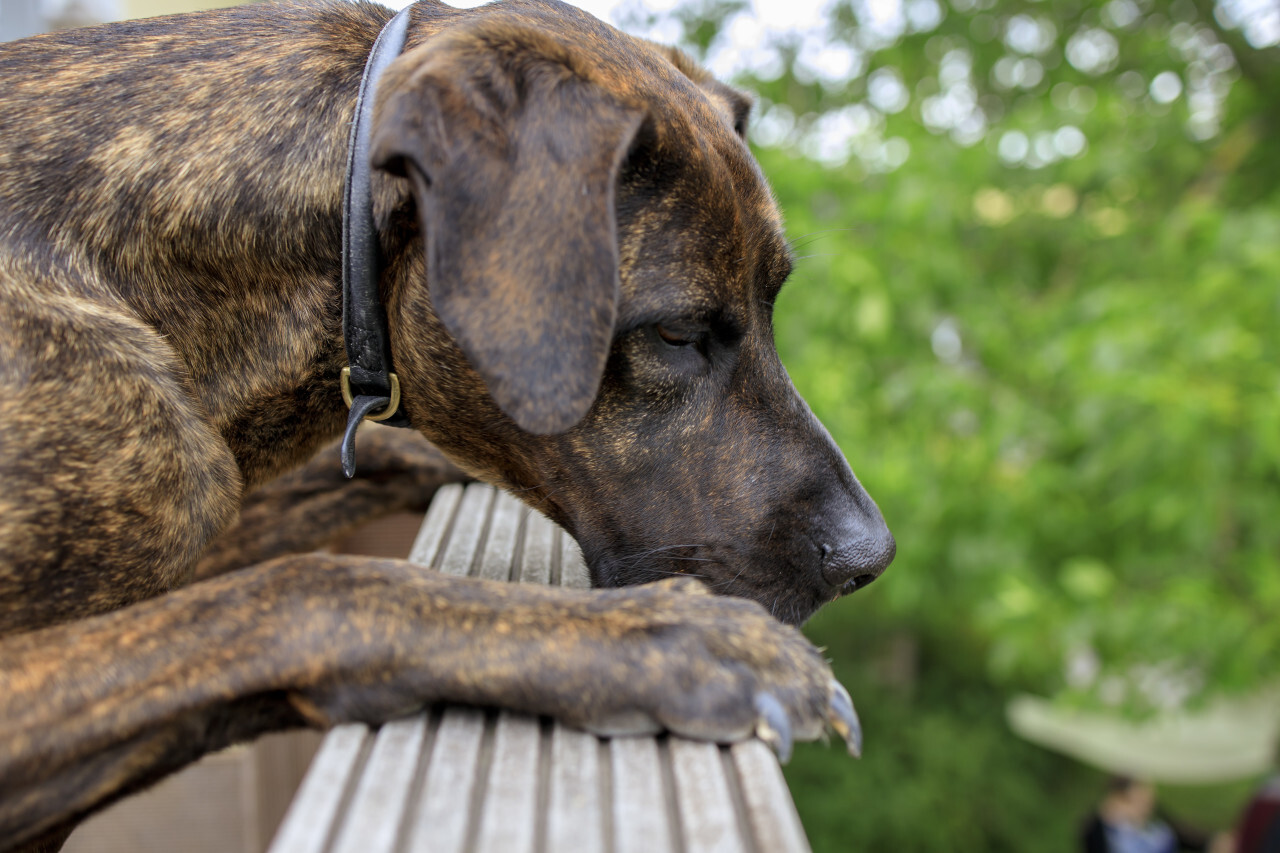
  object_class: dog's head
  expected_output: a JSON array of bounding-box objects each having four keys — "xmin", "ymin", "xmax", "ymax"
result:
[{"xmin": 371, "ymin": 0, "xmax": 893, "ymax": 624}]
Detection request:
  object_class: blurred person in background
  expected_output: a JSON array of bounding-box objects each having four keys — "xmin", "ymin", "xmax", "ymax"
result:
[
  {"xmin": 1234, "ymin": 742, "xmax": 1280, "ymax": 853},
  {"xmin": 1082, "ymin": 776, "xmax": 1221, "ymax": 853}
]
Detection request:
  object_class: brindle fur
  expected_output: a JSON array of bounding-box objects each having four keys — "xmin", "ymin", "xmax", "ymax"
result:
[{"xmin": 0, "ymin": 1, "xmax": 895, "ymax": 848}]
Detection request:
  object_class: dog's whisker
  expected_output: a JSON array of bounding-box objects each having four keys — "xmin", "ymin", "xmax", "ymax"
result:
[
  {"xmin": 786, "ymin": 227, "xmax": 855, "ymax": 250},
  {"xmin": 621, "ymin": 543, "xmax": 708, "ymax": 560},
  {"xmin": 711, "ymin": 564, "xmax": 749, "ymax": 591},
  {"xmin": 647, "ymin": 569, "xmax": 713, "ymax": 579},
  {"xmin": 520, "ymin": 483, "xmax": 568, "ymax": 515},
  {"xmin": 610, "ymin": 543, "xmax": 715, "ymax": 575}
]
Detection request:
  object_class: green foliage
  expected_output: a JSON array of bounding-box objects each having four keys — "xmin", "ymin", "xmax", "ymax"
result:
[
  {"xmin": 785, "ymin": 593, "xmax": 1261, "ymax": 850},
  {"xmin": 665, "ymin": 0, "xmax": 1280, "ymax": 847},
  {"xmin": 787, "ymin": 597, "xmax": 1106, "ymax": 851},
  {"xmin": 764, "ymin": 132, "xmax": 1280, "ymax": 706}
]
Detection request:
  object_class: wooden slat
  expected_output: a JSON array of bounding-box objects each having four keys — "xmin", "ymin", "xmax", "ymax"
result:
[
  {"xmin": 731, "ymin": 740, "xmax": 810, "ymax": 853},
  {"xmin": 270, "ymin": 724, "xmax": 368, "ymax": 852},
  {"xmin": 402, "ymin": 708, "xmax": 488, "ymax": 853},
  {"xmin": 475, "ymin": 491, "xmax": 524, "ymax": 582},
  {"xmin": 517, "ymin": 510, "xmax": 555, "ymax": 586},
  {"xmin": 472, "ymin": 713, "xmax": 542, "ymax": 853},
  {"xmin": 609, "ymin": 737, "xmax": 677, "ymax": 853},
  {"xmin": 408, "ymin": 482, "xmax": 463, "ymax": 567},
  {"xmin": 438, "ymin": 484, "xmax": 494, "ymax": 576},
  {"xmin": 670, "ymin": 738, "xmax": 748, "ymax": 853},
  {"xmin": 559, "ymin": 528, "xmax": 591, "ymax": 589},
  {"xmin": 272, "ymin": 483, "xmax": 814, "ymax": 853},
  {"xmin": 329, "ymin": 716, "xmax": 427, "ymax": 853},
  {"xmin": 546, "ymin": 726, "xmax": 606, "ymax": 853}
]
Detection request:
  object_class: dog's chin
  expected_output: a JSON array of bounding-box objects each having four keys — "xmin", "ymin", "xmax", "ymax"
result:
[
  {"xmin": 757, "ymin": 589, "xmax": 830, "ymax": 627},
  {"xmin": 586, "ymin": 551, "xmax": 833, "ymax": 626}
]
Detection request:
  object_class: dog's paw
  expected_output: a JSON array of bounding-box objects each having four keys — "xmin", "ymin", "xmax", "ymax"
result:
[
  {"xmin": 275, "ymin": 561, "xmax": 860, "ymax": 761},
  {"xmin": 571, "ymin": 577, "xmax": 862, "ymax": 761}
]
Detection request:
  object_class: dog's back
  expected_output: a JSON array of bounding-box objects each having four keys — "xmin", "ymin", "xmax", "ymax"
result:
[{"xmin": 0, "ymin": 3, "xmax": 385, "ymax": 293}]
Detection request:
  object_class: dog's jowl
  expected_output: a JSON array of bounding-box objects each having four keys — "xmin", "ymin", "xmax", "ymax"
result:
[{"xmin": 0, "ymin": 1, "xmax": 894, "ymax": 848}]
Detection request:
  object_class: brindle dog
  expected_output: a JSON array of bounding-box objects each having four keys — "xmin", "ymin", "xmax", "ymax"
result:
[{"xmin": 0, "ymin": 0, "xmax": 895, "ymax": 848}]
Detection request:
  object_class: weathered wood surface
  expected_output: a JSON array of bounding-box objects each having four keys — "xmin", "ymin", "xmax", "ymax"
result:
[{"xmin": 270, "ymin": 483, "xmax": 811, "ymax": 853}]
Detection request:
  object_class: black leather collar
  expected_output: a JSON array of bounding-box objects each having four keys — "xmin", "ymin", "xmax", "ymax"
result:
[{"xmin": 339, "ymin": 5, "xmax": 415, "ymax": 478}]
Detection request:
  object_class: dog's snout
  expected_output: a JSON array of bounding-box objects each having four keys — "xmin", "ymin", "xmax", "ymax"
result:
[{"xmin": 819, "ymin": 519, "xmax": 896, "ymax": 592}]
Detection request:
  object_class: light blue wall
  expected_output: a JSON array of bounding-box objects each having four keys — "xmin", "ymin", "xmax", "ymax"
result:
[{"xmin": 0, "ymin": 0, "xmax": 42, "ymax": 40}]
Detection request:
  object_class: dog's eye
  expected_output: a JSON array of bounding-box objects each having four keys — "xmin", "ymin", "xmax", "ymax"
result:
[{"xmin": 654, "ymin": 323, "xmax": 702, "ymax": 348}]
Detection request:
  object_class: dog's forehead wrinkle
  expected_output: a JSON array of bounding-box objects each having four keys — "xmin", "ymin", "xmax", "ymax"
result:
[
  {"xmin": 477, "ymin": 20, "xmax": 748, "ymax": 167},
  {"xmin": 614, "ymin": 256, "xmax": 726, "ymax": 330},
  {"xmin": 433, "ymin": 3, "xmax": 696, "ymax": 103}
]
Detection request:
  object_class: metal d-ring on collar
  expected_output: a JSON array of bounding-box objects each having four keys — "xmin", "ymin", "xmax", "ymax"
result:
[{"xmin": 339, "ymin": 5, "xmax": 415, "ymax": 478}]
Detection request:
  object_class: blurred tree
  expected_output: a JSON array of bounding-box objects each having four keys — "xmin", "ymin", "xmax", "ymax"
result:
[
  {"xmin": 625, "ymin": 0, "xmax": 1280, "ymax": 198},
  {"xmin": 606, "ymin": 1, "xmax": 1280, "ymax": 847},
  {"xmin": 619, "ymin": 0, "xmax": 1280, "ymax": 714}
]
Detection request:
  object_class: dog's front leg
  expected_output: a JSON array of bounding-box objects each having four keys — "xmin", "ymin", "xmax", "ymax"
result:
[
  {"xmin": 194, "ymin": 426, "xmax": 469, "ymax": 580},
  {"xmin": 0, "ymin": 553, "xmax": 854, "ymax": 851}
]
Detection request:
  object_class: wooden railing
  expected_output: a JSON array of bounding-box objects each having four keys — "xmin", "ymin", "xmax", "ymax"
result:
[{"xmin": 270, "ymin": 483, "xmax": 811, "ymax": 853}]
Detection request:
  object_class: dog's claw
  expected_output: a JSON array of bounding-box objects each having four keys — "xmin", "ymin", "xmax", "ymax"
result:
[
  {"xmin": 828, "ymin": 680, "xmax": 863, "ymax": 758},
  {"xmin": 754, "ymin": 691, "xmax": 793, "ymax": 763}
]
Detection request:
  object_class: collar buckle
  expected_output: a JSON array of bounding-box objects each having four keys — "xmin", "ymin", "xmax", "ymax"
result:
[{"xmin": 340, "ymin": 367, "xmax": 401, "ymax": 422}]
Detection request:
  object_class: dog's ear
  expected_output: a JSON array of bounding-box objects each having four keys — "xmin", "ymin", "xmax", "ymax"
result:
[{"xmin": 370, "ymin": 29, "xmax": 645, "ymax": 435}]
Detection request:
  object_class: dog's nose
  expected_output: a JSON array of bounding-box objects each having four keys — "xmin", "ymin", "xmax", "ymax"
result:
[{"xmin": 819, "ymin": 522, "xmax": 896, "ymax": 592}]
